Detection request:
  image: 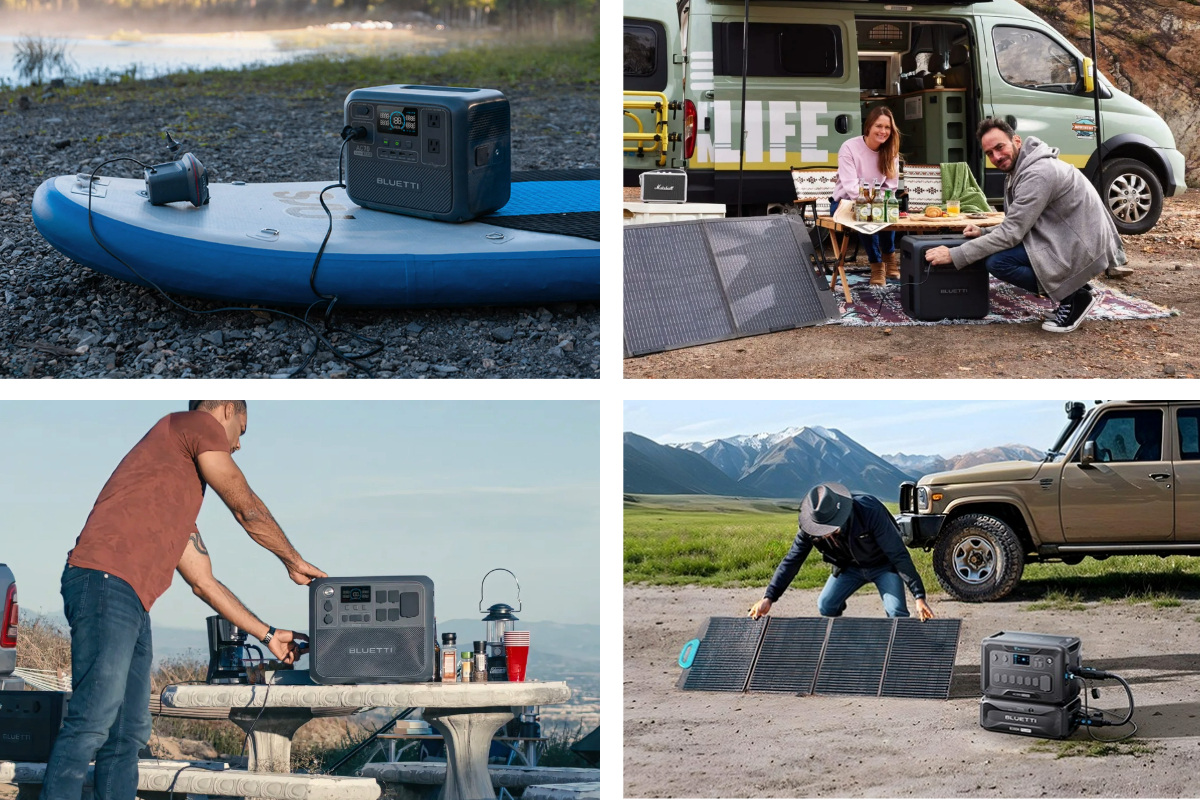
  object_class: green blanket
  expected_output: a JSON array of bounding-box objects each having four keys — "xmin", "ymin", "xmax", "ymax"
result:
[{"xmin": 940, "ymin": 162, "xmax": 991, "ymax": 213}]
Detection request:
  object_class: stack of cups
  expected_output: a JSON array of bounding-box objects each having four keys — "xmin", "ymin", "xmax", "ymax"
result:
[{"xmin": 503, "ymin": 630, "xmax": 531, "ymax": 682}]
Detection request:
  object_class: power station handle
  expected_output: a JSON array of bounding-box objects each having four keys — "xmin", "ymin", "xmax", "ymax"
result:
[
  {"xmin": 479, "ymin": 568, "xmax": 522, "ymax": 612},
  {"xmin": 1149, "ymin": 473, "xmax": 1171, "ymax": 481}
]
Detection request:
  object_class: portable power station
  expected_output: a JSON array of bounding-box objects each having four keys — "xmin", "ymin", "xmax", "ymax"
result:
[
  {"xmin": 899, "ymin": 235, "xmax": 990, "ymax": 321},
  {"xmin": 981, "ymin": 631, "xmax": 1082, "ymax": 704},
  {"xmin": 0, "ymin": 691, "xmax": 67, "ymax": 761},
  {"xmin": 979, "ymin": 695, "xmax": 1081, "ymax": 740},
  {"xmin": 309, "ymin": 575, "xmax": 435, "ymax": 685},
  {"xmin": 343, "ymin": 85, "xmax": 510, "ymax": 222}
]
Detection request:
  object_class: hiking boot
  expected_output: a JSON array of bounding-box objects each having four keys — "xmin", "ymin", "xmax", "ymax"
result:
[
  {"xmin": 1042, "ymin": 285, "xmax": 1098, "ymax": 333},
  {"xmin": 869, "ymin": 262, "xmax": 887, "ymax": 286},
  {"xmin": 882, "ymin": 251, "xmax": 901, "ymax": 280}
]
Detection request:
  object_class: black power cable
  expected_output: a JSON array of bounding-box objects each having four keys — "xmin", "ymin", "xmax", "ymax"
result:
[
  {"xmin": 84, "ymin": 127, "xmax": 380, "ymax": 378},
  {"xmin": 1071, "ymin": 667, "xmax": 1137, "ymax": 743},
  {"xmin": 325, "ymin": 706, "xmax": 417, "ymax": 775}
]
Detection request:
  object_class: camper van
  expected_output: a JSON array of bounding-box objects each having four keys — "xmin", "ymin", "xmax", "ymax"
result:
[{"xmin": 622, "ymin": 0, "xmax": 1187, "ymax": 234}]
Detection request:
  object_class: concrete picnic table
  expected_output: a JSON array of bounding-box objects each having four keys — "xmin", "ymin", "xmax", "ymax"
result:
[
  {"xmin": 817, "ymin": 204, "xmax": 1006, "ymax": 303},
  {"xmin": 160, "ymin": 680, "xmax": 571, "ymax": 800}
]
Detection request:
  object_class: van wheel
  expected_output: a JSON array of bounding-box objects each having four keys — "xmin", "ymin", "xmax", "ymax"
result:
[
  {"xmin": 933, "ymin": 514, "xmax": 1025, "ymax": 602},
  {"xmin": 1102, "ymin": 158, "xmax": 1162, "ymax": 235}
]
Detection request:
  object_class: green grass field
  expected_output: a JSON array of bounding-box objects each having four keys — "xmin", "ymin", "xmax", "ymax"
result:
[{"xmin": 624, "ymin": 495, "xmax": 1200, "ymax": 605}]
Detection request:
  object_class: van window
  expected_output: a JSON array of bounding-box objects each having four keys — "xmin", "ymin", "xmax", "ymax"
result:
[
  {"xmin": 625, "ymin": 22, "xmax": 668, "ymax": 92},
  {"xmin": 1082, "ymin": 409, "xmax": 1163, "ymax": 463},
  {"xmin": 714, "ymin": 23, "xmax": 843, "ymax": 78},
  {"xmin": 992, "ymin": 26, "xmax": 1078, "ymax": 93},
  {"xmin": 1178, "ymin": 408, "xmax": 1200, "ymax": 460}
]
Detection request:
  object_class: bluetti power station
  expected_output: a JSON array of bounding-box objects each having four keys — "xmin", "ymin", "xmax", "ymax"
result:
[{"xmin": 343, "ymin": 85, "xmax": 510, "ymax": 222}]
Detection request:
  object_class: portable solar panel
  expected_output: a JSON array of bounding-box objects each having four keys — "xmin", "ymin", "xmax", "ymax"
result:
[
  {"xmin": 745, "ymin": 617, "xmax": 829, "ymax": 695},
  {"xmin": 814, "ymin": 617, "xmax": 893, "ymax": 696},
  {"xmin": 624, "ymin": 216, "xmax": 839, "ymax": 357},
  {"xmin": 677, "ymin": 616, "xmax": 767, "ymax": 692},
  {"xmin": 679, "ymin": 616, "xmax": 962, "ymax": 700}
]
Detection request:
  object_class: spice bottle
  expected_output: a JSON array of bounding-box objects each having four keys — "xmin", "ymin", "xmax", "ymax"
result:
[
  {"xmin": 461, "ymin": 652, "xmax": 473, "ymax": 683},
  {"xmin": 441, "ymin": 633, "xmax": 458, "ymax": 682},
  {"xmin": 473, "ymin": 641, "xmax": 488, "ymax": 683}
]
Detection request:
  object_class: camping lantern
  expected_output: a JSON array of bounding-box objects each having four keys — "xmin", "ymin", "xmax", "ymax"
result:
[{"xmin": 480, "ymin": 568, "xmax": 521, "ymax": 683}]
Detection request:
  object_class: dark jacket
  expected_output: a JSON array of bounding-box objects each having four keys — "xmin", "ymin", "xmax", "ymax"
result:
[{"xmin": 764, "ymin": 493, "xmax": 926, "ymax": 602}]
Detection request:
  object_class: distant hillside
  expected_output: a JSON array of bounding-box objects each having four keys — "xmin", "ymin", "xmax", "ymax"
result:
[
  {"xmin": 635, "ymin": 426, "xmax": 915, "ymax": 502},
  {"xmin": 624, "ymin": 432, "xmax": 747, "ymax": 496},
  {"xmin": 880, "ymin": 444, "xmax": 1045, "ymax": 476}
]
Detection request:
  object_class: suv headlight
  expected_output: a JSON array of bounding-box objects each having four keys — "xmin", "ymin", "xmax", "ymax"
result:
[{"xmin": 916, "ymin": 486, "xmax": 930, "ymax": 512}]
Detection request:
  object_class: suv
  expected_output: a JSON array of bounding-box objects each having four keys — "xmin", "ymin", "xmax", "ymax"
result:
[
  {"xmin": 897, "ymin": 401, "xmax": 1200, "ymax": 601},
  {"xmin": 0, "ymin": 563, "xmax": 20, "ymax": 689}
]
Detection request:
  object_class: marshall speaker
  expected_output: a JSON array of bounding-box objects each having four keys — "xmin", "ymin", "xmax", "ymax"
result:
[
  {"xmin": 309, "ymin": 576, "xmax": 435, "ymax": 684},
  {"xmin": 899, "ymin": 234, "xmax": 990, "ymax": 321},
  {"xmin": 639, "ymin": 168, "xmax": 687, "ymax": 203},
  {"xmin": 344, "ymin": 85, "xmax": 510, "ymax": 222}
]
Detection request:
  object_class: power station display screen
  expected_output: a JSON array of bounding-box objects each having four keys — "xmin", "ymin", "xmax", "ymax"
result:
[
  {"xmin": 377, "ymin": 106, "xmax": 419, "ymax": 136},
  {"xmin": 341, "ymin": 586, "xmax": 372, "ymax": 603}
]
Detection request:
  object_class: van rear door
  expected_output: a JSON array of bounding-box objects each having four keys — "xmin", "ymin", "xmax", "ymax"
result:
[{"xmin": 707, "ymin": 8, "xmax": 855, "ymax": 204}]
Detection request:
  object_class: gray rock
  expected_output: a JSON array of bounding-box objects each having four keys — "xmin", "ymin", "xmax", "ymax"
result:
[
  {"xmin": 146, "ymin": 320, "xmax": 168, "ymax": 331},
  {"xmin": 137, "ymin": 340, "xmax": 155, "ymax": 353},
  {"xmin": 406, "ymin": 322, "xmax": 425, "ymax": 335},
  {"xmin": 76, "ymin": 332, "xmax": 101, "ymax": 348},
  {"xmin": 268, "ymin": 319, "xmax": 288, "ymax": 332},
  {"xmin": 412, "ymin": 361, "xmax": 430, "ymax": 373},
  {"xmin": 226, "ymin": 330, "xmax": 249, "ymax": 340},
  {"xmin": 548, "ymin": 345, "xmax": 564, "ymax": 357},
  {"xmin": 0, "ymin": 239, "xmax": 13, "ymax": 254},
  {"xmin": 43, "ymin": 117, "xmax": 63, "ymax": 124},
  {"xmin": 102, "ymin": 332, "xmax": 119, "ymax": 345},
  {"xmin": 3, "ymin": 291, "xmax": 14, "ymax": 304},
  {"xmin": 433, "ymin": 365, "xmax": 459, "ymax": 374},
  {"xmin": 201, "ymin": 330, "xmax": 224, "ymax": 346},
  {"xmin": 491, "ymin": 326, "xmax": 514, "ymax": 343}
]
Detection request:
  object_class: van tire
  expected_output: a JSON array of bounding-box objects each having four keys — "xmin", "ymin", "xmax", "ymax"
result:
[
  {"xmin": 933, "ymin": 514, "xmax": 1025, "ymax": 602},
  {"xmin": 1101, "ymin": 158, "xmax": 1163, "ymax": 235}
]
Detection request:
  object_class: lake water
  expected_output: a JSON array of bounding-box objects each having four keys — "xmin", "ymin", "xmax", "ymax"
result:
[{"xmin": 0, "ymin": 26, "xmax": 484, "ymax": 87}]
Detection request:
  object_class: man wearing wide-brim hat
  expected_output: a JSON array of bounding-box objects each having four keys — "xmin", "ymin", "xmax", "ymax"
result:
[{"xmin": 749, "ymin": 483, "xmax": 935, "ymax": 621}]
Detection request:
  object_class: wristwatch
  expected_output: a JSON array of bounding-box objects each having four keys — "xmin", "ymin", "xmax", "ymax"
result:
[{"xmin": 261, "ymin": 626, "xmax": 276, "ymax": 645}]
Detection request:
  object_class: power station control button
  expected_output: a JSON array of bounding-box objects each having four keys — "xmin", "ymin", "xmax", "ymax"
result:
[
  {"xmin": 1040, "ymin": 676, "xmax": 1050, "ymax": 691},
  {"xmin": 401, "ymin": 591, "xmax": 419, "ymax": 618},
  {"xmin": 324, "ymin": 600, "xmax": 333, "ymax": 612},
  {"xmin": 324, "ymin": 614, "xmax": 333, "ymax": 624},
  {"xmin": 353, "ymin": 104, "xmax": 371, "ymax": 118},
  {"xmin": 475, "ymin": 144, "xmax": 490, "ymax": 167},
  {"xmin": 388, "ymin": 608, "xmax": 400, "ymax": 621},
  {"xmin": 388, "ymin": 590, "xmax": 400, "ymax": 603},
  {"xmin": 342, "ymin": 615, "xmax": 348, "ymax": 623},
  {"xmin": 401, "ymin": 139, "xmax": 414, "ymax": 151},
  {"xmin": 377, "ymin": 591, "xmax": 387, "ymax": 604},
  {"xmin": 377, "ymin": 609, "xmax": 387, "ymax": 622}
]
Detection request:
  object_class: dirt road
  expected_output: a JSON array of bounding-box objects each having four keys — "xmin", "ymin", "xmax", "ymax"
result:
[
  {"xmin": 624, "ymin": 584, "xmax": 1200, "ymax": 797},
  {"xmin": 624, "ymin": 190, "xmax": 1200, "ymax": 379}
]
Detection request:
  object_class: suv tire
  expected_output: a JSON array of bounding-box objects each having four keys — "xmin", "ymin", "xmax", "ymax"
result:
[
  {"xmin": 1102, "ymin": 157, "xmax": 1163, "ymax": 235},
  {"xmin": 933, "ymin": 514, "xmax": 1025, "ymax": 602}
]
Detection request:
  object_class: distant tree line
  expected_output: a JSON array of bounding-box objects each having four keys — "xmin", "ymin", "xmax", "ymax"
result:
[{"xmin": 2, "ymin": 0, "xmax": 598, "ymax": 31}]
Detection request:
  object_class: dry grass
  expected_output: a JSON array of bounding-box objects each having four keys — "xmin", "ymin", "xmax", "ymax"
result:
[{"xmin": 16, "ymin": 610, "xmax": 72, "ymax": 675}]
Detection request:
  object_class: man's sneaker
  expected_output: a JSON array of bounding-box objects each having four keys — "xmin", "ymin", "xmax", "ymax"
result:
[{"xmin": 1042, "ymin": 286, "xmax": 1098, "ymax": 333}]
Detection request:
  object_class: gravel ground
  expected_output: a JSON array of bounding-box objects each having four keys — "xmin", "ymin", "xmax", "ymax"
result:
[
  {"xmin": 626, "ymin": 584, "xmax": 1200, "ymax": 798},
  {"xmin": 624, "ymin": 189, "xmax": 1200, "ymax": 379},
  {"xmin": 0, "ymin": 74, "xmax": 598, "ymax": 379}
]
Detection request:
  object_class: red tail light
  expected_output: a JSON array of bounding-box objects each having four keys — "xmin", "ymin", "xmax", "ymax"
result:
[
  {"xmin": 1, "ymin": 584, "xmax": 16, "ymax": 649},
  {"xmin": 684, "ymin": 99, "xmax": 697, "ymax": 160}
]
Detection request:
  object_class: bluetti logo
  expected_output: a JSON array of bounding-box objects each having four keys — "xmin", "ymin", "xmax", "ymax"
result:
[
  {"xmin": 350, "ymin": 646, "xmax": 396, "ymax": 655},
  {"xmin": 378, "ymin": 178, "xmax": 421, "ymax": 192}
]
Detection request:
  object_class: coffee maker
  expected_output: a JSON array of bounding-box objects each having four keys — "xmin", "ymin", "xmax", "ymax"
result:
[{"xmin": 205, "ymin": 615, "xmax": 260, "ymax": 684}]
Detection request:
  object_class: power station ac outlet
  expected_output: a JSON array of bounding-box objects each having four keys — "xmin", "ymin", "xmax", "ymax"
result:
[{"xmin": 427, "ymin": 138, "xmax": 441, "ymax": 154}]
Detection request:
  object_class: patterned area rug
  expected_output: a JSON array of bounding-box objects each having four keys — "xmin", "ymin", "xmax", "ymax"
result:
[{"xmin": 833, "ymin": 269, "xmax": 1175, "ymax": 327}]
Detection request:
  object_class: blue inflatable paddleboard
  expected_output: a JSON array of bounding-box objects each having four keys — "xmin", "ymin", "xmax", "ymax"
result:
[{"xmin": 32, "ymin": 171, "xmax": 599, "ymax": 308}]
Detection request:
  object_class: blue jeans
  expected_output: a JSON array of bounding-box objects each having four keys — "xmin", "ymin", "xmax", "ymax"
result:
[
  {"xmin": 830, "ymin": 199, "xmax": 895, "ymax": 262},
  {"xmin": 983, "ymin": 243, "xmax": 1041, "ymax": 296},
  {"xmin": 42, "ymin": 565, "xmax": 153, "ymax": 800},
  {"xmin": 816, "ymin": 564, "xmax": 910, "ymax": 618}
]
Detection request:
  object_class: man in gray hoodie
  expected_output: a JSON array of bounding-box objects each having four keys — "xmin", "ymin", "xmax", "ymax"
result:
[{"xmin": 925, "ymin": 117, "xmax": 1126, "ymax": 333}]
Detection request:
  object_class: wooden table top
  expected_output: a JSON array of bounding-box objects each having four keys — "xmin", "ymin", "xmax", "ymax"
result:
[{"xmin": 818, "ymin": 210, "xmax": 1005, "ymax": 231}]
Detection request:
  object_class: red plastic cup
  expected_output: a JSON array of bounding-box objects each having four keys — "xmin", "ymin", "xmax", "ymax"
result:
[{"xmin": 504, "ymin": 630, "xmax": 530, "ymax": 682}]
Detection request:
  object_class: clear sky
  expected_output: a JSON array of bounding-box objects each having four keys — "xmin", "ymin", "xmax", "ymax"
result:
[
  {"xmin": 624, "ymin": 400, "xmax": 1077, "ymax": 456},
  {"xmin": 1, "ymin": 401, "xmax": 598, "ymax": 632}
]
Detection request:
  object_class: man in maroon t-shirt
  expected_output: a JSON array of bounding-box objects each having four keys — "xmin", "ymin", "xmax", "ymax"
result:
[{"xmin": 43, "ymin": 401, "xmax": 327, "ymax": 800}]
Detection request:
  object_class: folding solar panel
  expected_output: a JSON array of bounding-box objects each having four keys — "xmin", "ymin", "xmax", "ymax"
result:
[
  {"xmin": 678, "ymin": 616, "xmax": 767, "ymax": 693},
  {"xmin": 746, "ymin": 617, "xmax": 829, "ymax": 695},
  {"xmin": 624, "ymin": 216, "xmax": 839, "ymax": 357},
  {"xmin": 880, "ymin": 618, "xmax": 962, "ymax": 700},
  {"xmin": 679, "ymin": 616, "xmax": 962, "ymax": 700}
]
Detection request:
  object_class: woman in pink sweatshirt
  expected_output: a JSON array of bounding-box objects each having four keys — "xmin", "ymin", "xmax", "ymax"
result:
[{"xmin": 829, "ymin": 107, "xmax": 901, "ymax": 286}]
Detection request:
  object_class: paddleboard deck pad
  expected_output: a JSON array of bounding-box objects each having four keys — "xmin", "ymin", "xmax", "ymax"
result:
[{"xmin": 32, "ymin": 169, "xmax": 598, "ymax": 308}]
